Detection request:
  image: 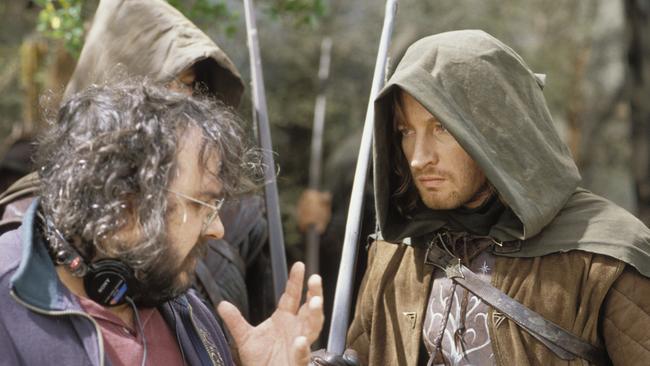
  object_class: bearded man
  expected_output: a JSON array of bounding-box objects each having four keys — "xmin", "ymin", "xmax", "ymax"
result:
[
  {"xmin": 316, "ymin": 30, "xmax": 650, "ymax": 366},
  {"xmin": 0, "ymin": 0, "xmax": 275, "ymax": 324},
  {"xmin": 0, "ymin": 81, "xmax": 323, "ymax": 366}
]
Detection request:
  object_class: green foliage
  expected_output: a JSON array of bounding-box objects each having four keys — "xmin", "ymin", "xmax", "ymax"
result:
[
  {"xmin": 167, "ymin": 0, "xmax": 239, "ymax": 36},
  {"xmin": 34, "ymin": 0, "xmax": 84, "ymax": 57},
  {"xmin": 267, "ymin": 0, "xmax": 327, "ymax": 28},
  {"xmin": 31, "ymin": 0, "xmax": 327, "ymax": 58}
]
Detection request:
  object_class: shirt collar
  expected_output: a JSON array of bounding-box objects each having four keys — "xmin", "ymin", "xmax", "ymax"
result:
[{"xmin": 10, "ymin": 199, "xmax": 80, "ymax": 312}]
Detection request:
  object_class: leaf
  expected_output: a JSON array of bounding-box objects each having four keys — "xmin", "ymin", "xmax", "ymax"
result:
[{"xmin": 50, "ymin": 16, "xmax": 61, "ymax": 30}]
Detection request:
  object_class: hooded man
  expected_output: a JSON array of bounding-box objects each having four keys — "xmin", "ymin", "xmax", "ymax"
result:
[
  {"xmin": 320, "ymin": 30, "xmax": 650, "ymax": 366},
  {"xmin": 0, "ymin": 81, "xmax": 324, "ymax": 366},
  {"xmin": 0, "ymin": 0, "xmax": 274, "ymax": 324}
]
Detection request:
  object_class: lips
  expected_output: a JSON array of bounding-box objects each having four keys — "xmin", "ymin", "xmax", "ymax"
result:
[{"xmin": 417, "ymin": 175, "xmax": 446, "ymax": 189}]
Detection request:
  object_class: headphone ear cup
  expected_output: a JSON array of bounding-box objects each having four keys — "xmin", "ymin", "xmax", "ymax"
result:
[{"xmin": 84, "ymin": 259, "xmax": 136, "ymax": 307}]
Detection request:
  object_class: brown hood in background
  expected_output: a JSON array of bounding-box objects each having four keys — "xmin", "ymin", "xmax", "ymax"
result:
[{"xmin": 64, "ymin": 0, "xmax": 244, "ymax": 107}]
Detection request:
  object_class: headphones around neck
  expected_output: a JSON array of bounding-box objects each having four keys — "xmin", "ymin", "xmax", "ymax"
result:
[
  {"xmin": 41, "ymin": 214, "xmax": 137, "ymax": 307},
  {"xmin": 82, "ymin": 259, "xmax": 136, "ymax": 307},
  {"xmin": 40, "ymin": 212, "xmax": 149, "ymax": 366}
]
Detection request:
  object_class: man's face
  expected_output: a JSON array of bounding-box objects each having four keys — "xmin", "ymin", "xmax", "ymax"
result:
[
  {"xmin": 396, "ymin": 91, "xmax": 488, "ymax": 210},
  {"xmin": 168, "ymin": 66, "xmax": 197, "ymax": 96},
  {"xmin": 124, "ymin": 125, "xmax": 224, "ymax": 306},
  {"xmin": 165, "ymin": 126, "xmax": 225, "ymax": 286}
]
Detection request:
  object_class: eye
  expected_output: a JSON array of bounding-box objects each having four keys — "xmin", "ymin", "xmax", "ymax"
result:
[
  {"xmin": 433, "ymin": 122, "xmax": 448, "ymax": 134},
  {"xmin": 192, "ymin": 201, "xmax": 206, "ymax": 212},
  {"xmin": 213, "ymin": 198, "xmax": 225, "ymax": 211},
  {"xmin": 398, "ymin": 126, "xmax": 415, "ymax": 137}
]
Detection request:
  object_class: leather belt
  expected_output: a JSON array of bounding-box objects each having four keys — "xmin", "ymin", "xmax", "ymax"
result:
[{"xmin": 425, "ymin": 242, "xmax": 609, "ymax": 366}]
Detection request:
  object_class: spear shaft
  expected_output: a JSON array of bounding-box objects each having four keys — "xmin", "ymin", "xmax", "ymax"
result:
[
  {"xmin": 242, "ymin": 0, "xmax": 288, "ymax": 302},
  {"xmin": 326, "ymin": 0, "xmax": 399, "ymax": 354},
  {"xmin": 306, "ymin": 37, "xmax": 333, "ymax": 277}
]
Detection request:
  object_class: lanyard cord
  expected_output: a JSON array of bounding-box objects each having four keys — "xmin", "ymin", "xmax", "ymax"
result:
[{"xmin": 125, "ymin": 296, "xmax": 147, "ymax": 366}]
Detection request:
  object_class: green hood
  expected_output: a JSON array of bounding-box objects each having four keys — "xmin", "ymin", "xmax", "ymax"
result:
[
  {"xmin": 64, "ymin": 0, "xmax": 244, "ymax": 107},
  {"xmin": 373, "ymin": 30, "xmax": 650, "ymax": 276}
]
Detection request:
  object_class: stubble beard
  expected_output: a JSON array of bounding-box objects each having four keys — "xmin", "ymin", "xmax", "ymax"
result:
[
  {"xmin": 417, "ymin": 181, "xmax": 466, "ymax": 210},
  {"xmin": 413, "ymin": 168, "xmax": 488, "ymax": 211}
]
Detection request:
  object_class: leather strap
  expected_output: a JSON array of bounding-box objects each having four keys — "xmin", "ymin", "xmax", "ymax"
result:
[
  {"xmin": 0, "ymin": 172, "xmax": 39, "ymax": 211},
  {"xmin": 425, "ymin": 243, "xmax": 609, "ymax": 366}
]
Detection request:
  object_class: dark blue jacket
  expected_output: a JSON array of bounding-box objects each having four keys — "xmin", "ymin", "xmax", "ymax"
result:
[{"xmin": 0, "ymin": 201, "xmax": 234, "ymax": 366}]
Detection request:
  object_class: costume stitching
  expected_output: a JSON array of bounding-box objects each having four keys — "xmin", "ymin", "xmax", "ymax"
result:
[
  {"xmin": 602, "ymin": 318, "xmax": 650, "ymax": 351},
  {"xmin": 609, "ymin": 286, "xmax": 650, "ymax": 316}
]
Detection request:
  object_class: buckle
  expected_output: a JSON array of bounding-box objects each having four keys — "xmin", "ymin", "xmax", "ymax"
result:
[
  {"xmin": 424, "ymin": 234, "xmax": 464, "ymax": 280},
  {"xmin": 492, "ymin": 240, "xmax": 522, "ymax": 254}
]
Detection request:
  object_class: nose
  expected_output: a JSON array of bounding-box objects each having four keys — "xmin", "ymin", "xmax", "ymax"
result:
[
  {"xmin": 203, "ymin": 214, "xmax": 225, "ymax": 240},
  {"xmin": 409, "ymin": 133, "xmax": 439, "ymax": 170}
]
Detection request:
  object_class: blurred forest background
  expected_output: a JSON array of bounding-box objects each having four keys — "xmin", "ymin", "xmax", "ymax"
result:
[{"xmin": 1, "ymin": 0, "xmax": 650, "ymax": 259}]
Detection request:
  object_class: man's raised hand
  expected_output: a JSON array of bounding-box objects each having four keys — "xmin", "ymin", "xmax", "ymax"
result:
[{"xmin": 218, "ymin": 262, "xmax": 324, "ymax": 366}]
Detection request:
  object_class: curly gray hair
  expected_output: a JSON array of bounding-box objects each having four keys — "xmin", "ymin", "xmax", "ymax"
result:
[{"xmin": 37, "ymin": 80, "xmax": 261, "ymax": 274}]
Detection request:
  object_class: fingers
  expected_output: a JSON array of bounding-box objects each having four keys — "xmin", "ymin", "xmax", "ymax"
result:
[
  {"xmin": 217, "ymin": 301, "xmax": 252, "ymax": 345},
  {"xmin": 306, "ymin": 274, "xmax": 323, "ymax": 302},
  {"xmin": 291, "ymin": 336, "xmax": 311, "ymax": 366},
  {"xmin": 301, "ymin": 294, "xmax": 324, "ymax": 343},
  {"xmin": 276, "ymin": 262, "xmax": 324, "ymax": 344},
  {"xmin": 277, "ymin": 262, "xmax": 305, "ymax": 313},
  {"xmin": 301, "ymin": 274, "xmax": 325, "ymax": 343}
]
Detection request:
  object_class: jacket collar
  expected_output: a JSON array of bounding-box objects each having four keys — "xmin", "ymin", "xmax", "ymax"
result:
[{"xmin": 10, "ymin": 199, "xmax": 80, "ymax": 312}]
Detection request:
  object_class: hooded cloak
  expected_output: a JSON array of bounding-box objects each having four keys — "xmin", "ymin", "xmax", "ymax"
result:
[
  {"xmin": 373, "ymin": 30, "xmax": 650, "ymax": 276},
  {"xmin": 64, "ymin": 0, "xmax": 244, "ymax": 107}
]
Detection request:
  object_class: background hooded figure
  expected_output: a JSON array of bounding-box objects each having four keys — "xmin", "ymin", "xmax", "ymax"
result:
[{"xmin": 0, "ymin": 0, "xmax": 275, "ymax": 326}]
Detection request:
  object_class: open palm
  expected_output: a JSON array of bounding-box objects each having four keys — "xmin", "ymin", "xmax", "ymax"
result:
[{"xmin": 218, "ymin": 262, "xmax": 324, "ymax": 366}]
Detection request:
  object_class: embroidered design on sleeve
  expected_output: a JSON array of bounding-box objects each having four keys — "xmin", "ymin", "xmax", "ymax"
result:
[
  {"xmin": 479, "ymin": 261, "xmax": 490, "ymax": 275},
  {"xmin": 403, "ymin": 312, "xmax": 417, "ymax": 329},
  {"xmin": 492, "ymin": 310, "xmax": 506, "ymax": 329}
]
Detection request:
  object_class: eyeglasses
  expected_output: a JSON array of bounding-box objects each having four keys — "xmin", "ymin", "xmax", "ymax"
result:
[{"xmin": 166, "ymin": 189, "xmax": 225, "ymax": 235}]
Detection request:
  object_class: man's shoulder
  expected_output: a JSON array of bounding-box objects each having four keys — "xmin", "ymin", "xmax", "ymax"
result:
[
  {"xmin": 0, "ymin": 226, "xmax": 22, "ymax": 315},
  {"xmin": 0, "ymin": 224, "xmax": 23, "ymax": 279},
  {"xmin": 368, "ymin": 240, "xmax": 406, "ymax": 261},
  {"xmin": 363, "ymin": 240, "xmax": 418, "ymax": 283},
  {"xmin": 0, "ymin": 194, "xmax": 35, "ymax": 278},
  {"xmin": 522, "ymin": 189, "xmax": 650, "ymax": 277},
  {"xmin": 562, "ymin": 189, "xmax": 645, "ymax": 225},
  {"xmin": 548, "ymin": 189, "xmax": 649, "ymax": 242}
]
